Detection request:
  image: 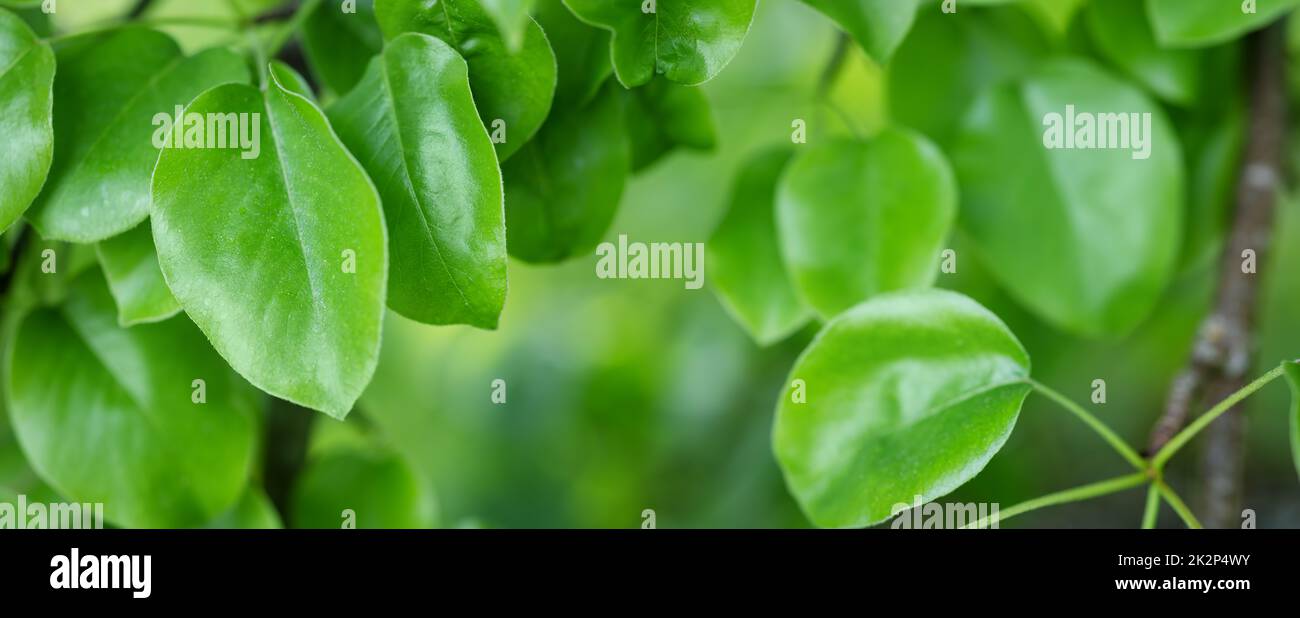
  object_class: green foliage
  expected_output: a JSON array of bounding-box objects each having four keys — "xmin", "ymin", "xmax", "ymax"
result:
[
  {"xmin": 624, "ymin": 77, "xmax": 716, "ymax": 171},
  {"xmin": 95, "ymin": 221, "xmax": 181, "ymax": 326},
  {"xmin": 1288, "ymin": 362, "xmax": 1300, "ymax": 483},
  {"xmin": 800, "ymin": 0, "xmax": 919, "ymax": 65},
  {"xmin": 293, "ymin": 444, "xmax": 436, "ymax": 529},
  {"xmin": 0, "ymin": 9, "xmax": 52, "ymax": 235},
  {"xmin": 1085, "ymin": 0, "xmax": 1201, "ymax": 105},
  {"xmin": 301, "ymin": 0, "xmax": 383, "ymax": 96},
  {"xmin": 1146, "ymin": 0, "xmax": 1300, "ymax": 47}
]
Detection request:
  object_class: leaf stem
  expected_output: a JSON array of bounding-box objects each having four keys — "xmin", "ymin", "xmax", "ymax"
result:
[
  {"xmin": 962, "ymin": 472, "xmax": 1148, "ymax": 529},
  {"xmin": 1156, "ymin": 482, "xmax": 1202, "ymax": 529},
  {"xmin": 1028, "ymin": 378, "xmax": 1147, "ymax": 471},
  {"xmin": 1141, "ymin": 484, "xmax": 1160, "ymax": 529},
  {"xmin": 1151, "ymin": 364, "xmax": 1287, "ymax": 470}
]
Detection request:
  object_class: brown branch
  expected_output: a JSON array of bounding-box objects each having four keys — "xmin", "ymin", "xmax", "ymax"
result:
[{"xmin": 1146, "ymin": 23, "xmax": 1287, "ymax": 528}]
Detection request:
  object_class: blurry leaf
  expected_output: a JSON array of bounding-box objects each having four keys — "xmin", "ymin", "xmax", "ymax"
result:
[
  {"xmin": 292, "ymin": 446, "xmax": 436, "ymax": 528},
  {"xmin": 1179, "ymin": 103, "xmax": 1244, "ymax": 272},
  {"xmin": 952, "ymin": 59, "xmax": 1183, "ymax": 337},
  {"xmin": 376, "ymin": 0, "xmax": 557, "ymax": 161},
  {"xmin": 142, "ymin": 0, "xmax": 280, "ymax": 53},
  {"xmin": 563, "ymin": 0, "xmax": 757, "ymax": 87},
  {"xmin": 1147, "ymin": 0, "xmax": 1300, "ymax": 47},
  {"xmin": 48, "ymin": 0, "xmax": 135, "ymax": 32},
  {"xmin": 481, "ymin": 0, "xmax": 534, "ymax": 51},
  {"xmin": 0, "ymin": 8, "xmax": 53, "ymax": 234},
  {"xmin": 151, "ymin": 68, "xmax": 387, "ymax": 419},
  {"xmin": 503, "ymin": 81, "xmax": 628, "ymax": 263},
  {"xmin": 773, "ymin": 289, "xmax": 1032, "ymax": 528},
  {"xmin": 1286, "ymin": 362, "xmax": 1300, "ymax": 484},
  {"xmin": 6, "ymin": 270, "xmax": 257, "ymax": 528},
  {"xmin": 799, "ymin": 0, "xmax": 919, "ymax": 65},
  {"xmin": 27, "ymin": 29, "xmax": 248, "ymax": 242},
  {"xmin": 534, "ymin": 0, "xmax": 610, "ymax": 107},
  {"xmin": 1085, "ymin": 0, "xmax": 1200, "ymax": 105},
  {"xmin": 777, "ymin": 129, "xmax": 956, "ymax": 319},
  {"xmin": 95, "ymin": 220, "xmax": 181, "ymax": 326},
  {"xmin": 625, "ymin": 78, "xmax": 716, "ymax": 171},
  {"xmin": 302, "ymin": 0, "xmax": 383, "ymax": 96},
  {"xmin": 708, "ymin": 148, "xmax": 810, "ymax": 345},
  {"xmin": 888, "ymin": 3, "xmax": 1050, "ymax": 146},
  {"xmin": 328, "ymin": 33, "xmax": 506, "ymax": 329},
  {"xmin": 205, "ymin": 487, "xmax": 283, "ymax": 529}
]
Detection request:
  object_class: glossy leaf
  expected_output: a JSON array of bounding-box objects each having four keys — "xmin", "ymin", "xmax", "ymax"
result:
[
  {"xmin": 376, "ymin": 0, "xmax": 557, "ymax": 161},
  {"xmin": 535, "ymin": 0, "xmax": 610, "ymax": 107},
  {"xmin": 27, "ymin": 29, "xmax": 248, "ymax": 242},
  {"xmin": 774, "ymin": 289, "xmax": 1031, "ymax": 528},
  {"xmin": 329, "ymin": 33, "xmax": 506, "ymax": 329},
  {"xmin": 563, "ymin": 0, "xmax": 757, "ymax": 87},
  {"xmin": 625, "ymin": 78, "xmax": 716, "ymax": 171},
  {"xmin": 302, "ymin": 0, "xmax": 383, "ymax": 96},
  {"xmin": 777, "ymin": 129, "xmax": 956, "ymax": 319},
  {"xmin": 503, "ymin": 81, "xmax": 628, "ymax": 263},
  {"xmin": 95, "ymin": 220, "xmax": 181, "ymax": 326},
  {"xmin": 800, "ymin": 0, "xmax": 920, "ymax": 64},
  {"xmin": 708, "ymin": 148, "xmax": 809, "ymax": 345},
  {"xmin": 1086, "ymin": 0, "xmax": 1200, "ymax": 105},
  {"xmin": 1146, "ymin": 0, "xmax": 1300, "ymax": 48},
  {"xmin": 952, "ymin": 59, "xmax": 1183, "ymax": 337},
  {"xmin": 0, "ymin": 8, "xmax": 53, "ymax": 235},
  {"xmin": 1286, "ymin": 362, "xmax": 1300, "ymax": 484},
  {"xmin": 151, "ymin": 68, "xmax": 387, "ymax": 419},
  {"xmin": 5, "ymin": 270, "xmax": 257, "ymax": 528},
  {"xmin": 292, "ymin": 446, "xmax": 436, "ymax": 529}
]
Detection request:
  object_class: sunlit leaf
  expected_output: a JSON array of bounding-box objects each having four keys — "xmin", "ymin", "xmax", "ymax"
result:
[{"xmin": 0, "ymin": 8, "xmax": 53, "ymax": 235}]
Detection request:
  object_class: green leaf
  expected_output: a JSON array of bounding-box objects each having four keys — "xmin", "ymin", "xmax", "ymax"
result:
[
  {"xmin": 1146, "ymin": 0, "xmax": 1300, "ymax": 48},
  {"xmin": 301, "ymin": 0, "xmax": 383, "ymax": 96},
  {"xmin": 799, "ymin": 0, "xmax": 919, "ymax": 65},
  {"xmin": 563, "ymin": 0, "xmax": 757, "ymax": 87},
  {"xmin": 1286, "ymin": 362, "xmax": 1300, "ymax": 484},
  {"xmin": 328, "ymin": 33, "xmax": 506, "ymax": 329},
  {"xmin": 1085, "ymin": 0, "xmax": 1200, "ymax": 105},
  {"xmin": 534, "ymin": 0, "xmax": 610, "ymax": 108},
  {"xmin": 773, "ymin": 289, "xmax": 1032, "ymax": 528},
  {"xmin": 481, "ymin": 0, "xmax": 534, "ymax": 51},
  {"xmin": 26, "ymin": 28, "xmax": 249, "ymax": 243},
  {"xmin": 625, "ymin": 78, "xmax": 716, "ymax": 171},
  {"xmin": 888, "ymin": 2, "xmax": 1050, "ymax": 146},
  {"xmin": 503, "ymin": 81, "xmax": 629, "ymax": 263},
  {"xmin": 205, "ymin": 487, "xmax": 283, "ymax": 529},
  {"xmin": 777, "ymin": 129, "xmax": 956, "ymax": 319},
  {"xmin": 952, "ymin": 58, "xmax": 1183, "ymax": 337},
  {"xmin": 708, "ymin": 148, "xmax": 810, "ymax": 345},
  {"xmin": 151, "ymin": 67, "xmax": 387, "ymax": 419},
  {"xmin": 0, "ymin": 8, "xmax": 53, "ymax": 235},
  {"xmin": 292, "ymin": 445, "xmax": 436, "ymax": 528},
  {"xmin": 375, "ymin": 0, "xmax": 557, "ymax": 161},
  {"xmin": 95, "ymin": 220, "xmax": 181, "ymax": 326},
  {"xmin": 5, "ymin": 270, "xmax": 258, "ymax": 528}
]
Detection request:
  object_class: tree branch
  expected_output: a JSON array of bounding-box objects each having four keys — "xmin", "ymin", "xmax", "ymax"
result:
[{"xmin": 1147, "ymin": 23, "xmax": 1287, "ymax": 527}]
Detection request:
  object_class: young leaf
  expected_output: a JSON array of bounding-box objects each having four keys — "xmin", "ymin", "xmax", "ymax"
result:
[
  {"xmin": 562, "ymin": 0, "xmax": 757, "ymax": 87},
  {"xmin": 301, "ymin": 0, "xmax": 384, "ymax": 96},
  {"xmin": 151, "ymin": 68, "xmax": 387, "ymax": 419},
  {"xmin": 328, "ymin": 33, "xmax": 507, "ymax": 329},
  {"xmin": 776, "ymin": 129, "xmax": 956, "ymax": 319},
  {"xmin": 1146, "ymin": 0, "xmax": 1300, "ymax": 48},
  {"xmin": 292, "ymin": 446, "xmax": 436, "ymax": 529},
  {"xmin": 952, "ymin": 58, "xmax": 1183, "ymax": 337},
  {"xmin": 481, "ymin": 0, "xmax": 534, "ymax": 51},
  {"xmin": 26, "ymin": 29, "xmax": 249, "ymax": 243},
  {"xmin": 1085, "ymin": 0, "xmax": 1200, "ymax": 105},
  {"xmin": 774, "ymin": 289, "xmax": 1032, "ymax": 528},
  {"xmin": 799, "ymin": 0, "xmax": 920, "ymax": 65},
  {"xmin": 625, "ymin": 78, "xmax": 717, "ymax": 172},
  {"xmin": 535, "ymin": 0, "xmax": 610, "ymax": 108},
  {"xmin": 0, "ymin": 8, "xmax": 53, "ymax": 235},
  {"xmin": 1286, "ymin": 362, "xmax": 1300, "ymax": 484},
  {"xmin": 503, "ymin": 81, "xmax": 629, "ymax": 263},
  {"xmin": 708, "ymin": 148, "xmax": 810, "ymax": 346},
  {"xmin": 5, "ymin": 270, "xmax": 257, "ymax": 528},
  {"xmin": 95, "ymin": 220, "xmax": 181, "ymax": 326},
  {"xmin": 375, "ymin": 0, "xmax": 557, "ymax": 161}
]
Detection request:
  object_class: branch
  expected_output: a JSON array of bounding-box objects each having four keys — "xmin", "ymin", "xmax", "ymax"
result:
[{"xmin": 1146, "ymin": 23, "xmax": 1287, "ymax": 527}]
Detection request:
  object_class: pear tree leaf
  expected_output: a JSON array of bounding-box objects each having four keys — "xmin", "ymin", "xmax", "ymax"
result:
[
  {"xmin": 799, "ymin": 0, "xmax": 920, "ymax": 65},
  {"xmin": 773, "ymin": 289, "xmax": 1032, "ymax": 528},
  {"xmin": 301, "ymin": 0, "xmax": 383, "ymax": 96},
  {"xmin": 1085, "ymin": 0, "xmax": 1201, "ymax": 105},
  {"xmin": 26, "ymin": 28, "xmax": 249, "ymax": 243},
  {"xmin": 150, "ymin": 67, "xmax": 387, "ymax": 419},
  {"xmin": 375, "ymin": 0, "xmax": 557, "ymax": 161},
  {"xmin": 5, "ymin": 270, "xmax": 258, "ymax": 528},
  {"xmin": 625, "ymin": 77, "xmax": 716, "ymax": 172},
  {"xmin": 0, "ymin": 8, "xmax": 53, "ymax": 235},
  {"xmin": 95, "ymin": 220, "xmax": 181, "ymax": 326},
  {"xmin": 481, "ymin": 0, "xmax": 534, "ymax": 51},
  {"xmin": 562, "ymin": 0, "xmax": 757, "ymax": 87},
  {"xmin": 777, "ymin": 129, "xmax": 957, "ymax": 319},
  {"xmin": 535, "ymin": 0, "xmax": 610, "ymax": 108},
  {"xmin": 1146, "ymin": 0, "xmax": 1300, "ymax": 48},
  {"xmin": 292, "ymin": 445, "xmax": 436, "ymax": 529},
  {"xmin": 329, "ymin": 33, "xmax": 506, "ymax": 329}
]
